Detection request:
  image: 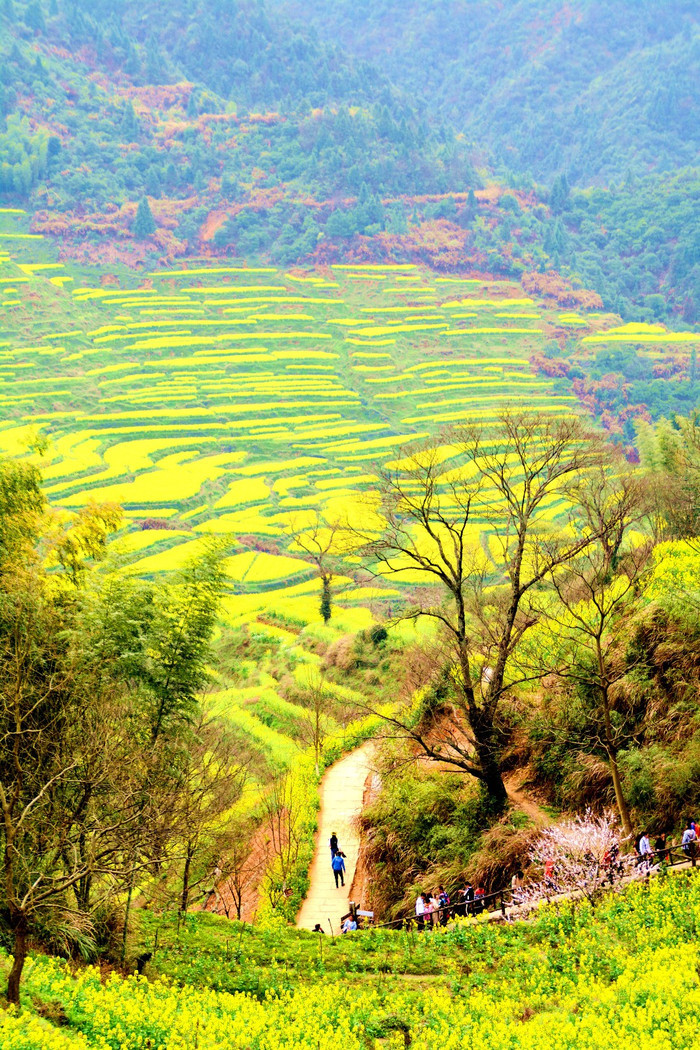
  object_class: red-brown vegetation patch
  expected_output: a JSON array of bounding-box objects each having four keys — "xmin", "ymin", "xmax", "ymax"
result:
[{"xmin": 522, "ymin": 270, "xmax": 604, "ymax": 309}]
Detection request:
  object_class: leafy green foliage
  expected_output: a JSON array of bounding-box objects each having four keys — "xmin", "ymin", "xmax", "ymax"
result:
[
  {"xmin": 0, "ymin": 460, "xmax": 231, "ymax": 1001},
  {"xmin": 144, "ymin": 543, "xmax": 228, "ymax": 743},
  {"xmin": 0, "ymin": 457, "xmax": 44, "ymax": 566},
  {"xmin": 527, "ymin": 592, "xmax": 700, "ymax": 830},
  {"xmin": 358, "ymin": 764, "xmax": 496, "ymax": 915},
  {"xmin": 548, "ymin": 170, "xmax": 700, "ymax": 322},
  {"xmin": 0, "ymin": 114, "xmax": 49, "ymax": 195}
]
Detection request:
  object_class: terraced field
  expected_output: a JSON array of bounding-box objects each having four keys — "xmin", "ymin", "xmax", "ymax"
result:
[
  {"xmin": 3, "ymin": 207, "xmax": 698, "ymax": 639},
  {"xmin": 4, "ymin": 206, "xmax": 700, "ymax": 802}
]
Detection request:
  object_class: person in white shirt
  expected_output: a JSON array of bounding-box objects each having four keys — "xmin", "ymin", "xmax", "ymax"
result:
[
  {"xmin": 637, "ymin": 831, "xmax": 652, "ymax": 872},
  {"xmin": 415, "ymin": 891, "xmax": 426, "ymax": 931}
]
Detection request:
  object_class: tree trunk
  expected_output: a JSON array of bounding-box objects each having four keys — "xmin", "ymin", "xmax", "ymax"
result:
[
  {"xmin": 607, "ymin": 747, "xmax": 633, "ymax": 841},
  {"xmin": 479, "ymin": 754, "xmax": 508, "ymax": 811},
  {"xmin": 7, "ymin": 915, "xmax": 28, "ymax": 1006},
  {"xmin": 320, "ymin": 574, "xmax": 332, "ymax": 623},
  {"xmin": 74, "ymin": 872, "xmax": 92, "ymax": 912},
  {"xmin": 470, "ymin": 704, "xmax": 508, "ymax": 810},
  {"xmin": 121, "ymin": 866, "xmax": 135, "ymax": 964},
  {"xmin": 601, "ymin": 686, "xmax": 633, "ymax": 840},
  {"xmin": 180, "ymin": 844, "xmax": 194, "ymax": 914}
]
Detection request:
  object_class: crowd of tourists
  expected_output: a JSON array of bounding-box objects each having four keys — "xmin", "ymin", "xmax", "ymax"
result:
[
  {"xmin": 631, "ymin": 821, "xmax": 698, "ymax": 872},
  {"xmin": 413, "ymin": 883, "xmax": 491, "ymax": 928},
  {"xmin": 314, "ymin": 820, "xmax": 699, "ymax": 935}
]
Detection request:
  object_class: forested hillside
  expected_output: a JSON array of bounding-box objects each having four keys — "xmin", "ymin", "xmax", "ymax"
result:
[
  {"xmin": 285, "ymin": 0, "xmax": 699, "ymax": 182},
  {"xmin": 0, "ymin": 0, "xmax": 698, "ymax": 320}
]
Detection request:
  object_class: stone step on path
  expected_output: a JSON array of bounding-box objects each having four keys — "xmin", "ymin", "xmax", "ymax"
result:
[{"xmin": 296, "ymin": 741, "xmax": 375, "ymax": 934}]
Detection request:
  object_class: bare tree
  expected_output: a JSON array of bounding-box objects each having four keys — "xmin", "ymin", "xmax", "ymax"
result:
[
  {"xmin": 216, "ymin": 817, "xmax": 265, "ymax": 921},
  {"xmin": 533, "ymin": 466, "xmax": 652, "ymax": 838},
  {"xmin": 173, "ymin": 709, "xmax": 248, "ymax": 915},
  {"xmin": 259, "ymin": 773, "xmax": 307, "ymax": 910},
  {"xmin": 359, "ymin": 411, "xmax": 601, "ymax": 807},
  {"xmin": 295, "ymin": 671, "xmax": 335, "ymax": 776}
]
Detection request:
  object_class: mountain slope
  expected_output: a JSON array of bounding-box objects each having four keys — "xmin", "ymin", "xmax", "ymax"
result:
[
  {"xmin": 283, "ymin": 0, "xmax": 699, "ymax": 182},
  {"xmin": 0, "ymin": 0, "xmax": 698, "ymax": 322}
]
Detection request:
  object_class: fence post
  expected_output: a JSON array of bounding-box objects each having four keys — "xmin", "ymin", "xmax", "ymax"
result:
[{"xmin": 500, "ymin": 892, "xmax": 506, "ymax": 918}]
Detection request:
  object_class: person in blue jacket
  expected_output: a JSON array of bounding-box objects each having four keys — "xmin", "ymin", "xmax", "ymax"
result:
[{"xmin": 331, "ymin": 850, "xmax": 346, "ymax": 888}]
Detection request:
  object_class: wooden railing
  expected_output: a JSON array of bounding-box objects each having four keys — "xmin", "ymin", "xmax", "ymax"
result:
[{"xmin": 341, "ymin": 843, "xmax": 697, "ymax": 933}]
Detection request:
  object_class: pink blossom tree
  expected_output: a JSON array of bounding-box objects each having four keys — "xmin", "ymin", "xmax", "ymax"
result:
[{"xmin": 521, "ymin": 811, "xmax": 634, "ymax": 906}]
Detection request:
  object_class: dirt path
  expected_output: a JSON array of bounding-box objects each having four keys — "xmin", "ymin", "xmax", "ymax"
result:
[
  {"xmin": 505, "ymin": 774, "xmax": 551, "ymax": 827},
  {"xmin": 296, "ymin": 741, "xmax": 375, "ymax": 933}
]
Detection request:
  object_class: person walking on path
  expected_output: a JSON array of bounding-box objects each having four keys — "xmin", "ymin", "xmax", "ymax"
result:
[
  {"xmin": 415, "ymin": 891, "xmax": 426, "ymax": 931},
  {"xmin": 459, "ymin": 881, "xmax": 474, "ymax": 917},
  {"xmin": 332, "ymin": 850, "xmax": 346, "ymax": 888},
  {"xmin": 654, "ymin": 832, "xmax": 668, "ymax": 864},
  {"xmin": 682, "ymin": 821, "xmax": 697, "ymax": 860},
  {"xmin": 438, "ymin": 886, "xmax": 450, "ymax": 925},
  {"xmin": 330, "ymin": 832, "xmax": 338, "ymax": 857},
  {"xmin": 637, "ymin": 831, "xmax": 653, "ymax": 872}
]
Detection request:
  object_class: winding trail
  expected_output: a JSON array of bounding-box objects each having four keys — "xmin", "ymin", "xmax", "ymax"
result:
[
  {"xmin": 504, "ymin": 774, "xmax": 551, "ymax": 827},
  {"xmin": 296, "ymin": 741, "xmax": 375, "ymax": 933}
]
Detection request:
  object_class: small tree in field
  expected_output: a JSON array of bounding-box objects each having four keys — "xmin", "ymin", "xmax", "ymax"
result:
[
  {"xmin": 296, "ymin": 671, "xmax": 335, "ymax": 776},
  {"xmin": 260, "ymin": 773, "xmax": 307, "ymax": 910},
  {"xmin": 288, "ymin": 513, "xmax": 351, "ymax": 624},
  {"xmin": 217, "ymin": 817, "xmax": 264, "ymax": 921},
  {"xmin": 320, "ymin": 575, "xmax": 332, "ymax": 624}
]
